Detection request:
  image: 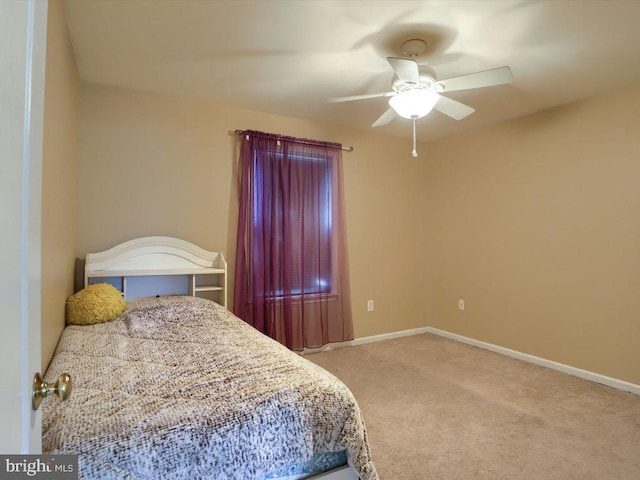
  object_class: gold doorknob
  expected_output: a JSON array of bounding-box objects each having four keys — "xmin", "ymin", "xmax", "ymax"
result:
[{"xmin": 32, "ymin": 372, "xmax": 72, "ymax": 411}]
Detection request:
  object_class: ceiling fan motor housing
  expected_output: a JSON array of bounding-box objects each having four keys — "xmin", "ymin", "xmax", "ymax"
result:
[{"xmin": 392, "ymin": 65, "xmax": 438, "ymax": 93}]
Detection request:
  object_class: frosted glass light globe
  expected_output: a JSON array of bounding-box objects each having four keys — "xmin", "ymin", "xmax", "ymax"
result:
[{"xmin": 389, "ymin": 89, "xmax": 439, "ymax": 119}]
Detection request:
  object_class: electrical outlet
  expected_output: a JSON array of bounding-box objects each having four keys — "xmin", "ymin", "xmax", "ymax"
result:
[
  {"xmin": 367, "ymin": 300, "xmax": 374, "ymax": 312},
  {"xmin": 458, "ymin": 299, "xmax": 465, "ymax": 311}
]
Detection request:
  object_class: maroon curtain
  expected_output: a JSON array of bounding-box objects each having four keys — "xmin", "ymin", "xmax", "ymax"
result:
[{"xmin": 234, "ymin": 130, "xmax": 353, "ymax": 351}]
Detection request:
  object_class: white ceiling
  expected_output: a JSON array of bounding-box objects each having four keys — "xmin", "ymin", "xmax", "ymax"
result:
[{"xmin": 63, "ymin": 0, "xmax": 640, "ymax": 142}]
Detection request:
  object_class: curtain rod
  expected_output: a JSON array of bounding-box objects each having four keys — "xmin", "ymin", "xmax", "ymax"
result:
[{"xmin": 232, "ymin": 129, "xmax": 353, "ymax": 152}]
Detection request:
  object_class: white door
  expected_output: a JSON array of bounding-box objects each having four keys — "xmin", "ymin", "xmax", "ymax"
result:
[{"xmin": 0, "ymin": 0, "xmax": 48, "ymax": 454}]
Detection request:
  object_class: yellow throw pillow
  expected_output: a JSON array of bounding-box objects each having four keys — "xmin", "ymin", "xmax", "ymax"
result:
[{"xmin": 66, "ymin": 283, "xmax": 127, "ymax": 325}]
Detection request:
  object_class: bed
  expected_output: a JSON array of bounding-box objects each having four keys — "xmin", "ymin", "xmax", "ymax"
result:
[{"xmin": 42, "ymin": 237, "xmax": 378, "ymax": 480}]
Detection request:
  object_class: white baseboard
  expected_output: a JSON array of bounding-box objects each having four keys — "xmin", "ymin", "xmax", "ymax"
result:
[
  {"xmin": 425, "ymin": 327, "xmax": 640, "ymax": 396},
  {"xmin": 305, "ymin": 326, "xmax": 640, "ymax": 396},
  {"xmin": 351, "ymin": 326, "xmax": 432, "ymax": 346},
  {"xmin": 301, "ymin": 327, "xmax": 431, "ymax": 355}
]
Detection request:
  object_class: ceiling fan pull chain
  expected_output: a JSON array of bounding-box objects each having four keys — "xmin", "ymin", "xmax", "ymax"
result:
[{"xmin": 411, "ymin": 117, "xmax": 418, "ymax": 157}]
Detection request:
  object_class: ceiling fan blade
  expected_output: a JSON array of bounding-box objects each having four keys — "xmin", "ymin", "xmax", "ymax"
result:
[
  {"xmin": 327, "ymin": 92, "xmax": 394, "ymax": 103},
  {"xmin": 388, "ymin": 57, "xmax": 420, "ymax": 84},
  {"xmin": 434, "ymin": 95, "xmax": 476, "ymax": 120},
  {"xmin": 371, "ymin": 107, "xmax": 397, "ymax": 128},
  {"xmin": 433, "ymin": 66, "xmax": 513, "ymax": 92}
]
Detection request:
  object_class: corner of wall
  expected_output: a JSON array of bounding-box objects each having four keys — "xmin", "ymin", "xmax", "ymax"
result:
[{"xmin": 41, "ymin": 0, "xmax": 81, "ymax": 372}]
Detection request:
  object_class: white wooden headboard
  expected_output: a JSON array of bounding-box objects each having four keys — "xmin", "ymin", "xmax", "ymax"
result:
[{"xmin": 85, "ymin": 236, "xmax": 227, "ymax": 307}]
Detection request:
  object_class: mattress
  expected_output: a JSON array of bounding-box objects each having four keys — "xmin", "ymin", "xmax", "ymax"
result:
[{"xmin": 43, "ymin": 296, "xmax": 378, "ymax": 480}]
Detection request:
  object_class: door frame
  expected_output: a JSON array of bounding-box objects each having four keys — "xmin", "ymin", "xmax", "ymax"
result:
[{"xmin": 0, "ymin": 0, "xmax": 48, "ymax": 454}]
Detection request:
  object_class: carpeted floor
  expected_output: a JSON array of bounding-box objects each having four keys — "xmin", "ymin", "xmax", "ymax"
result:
[{"xmin": 307, "ymin": 334, "xmax": 640, "ymax": 480}]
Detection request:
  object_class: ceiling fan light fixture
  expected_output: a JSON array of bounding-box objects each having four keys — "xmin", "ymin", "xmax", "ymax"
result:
[{"xmin": 389, "ymin": 89, "xmax": 439, "ymax": 119}]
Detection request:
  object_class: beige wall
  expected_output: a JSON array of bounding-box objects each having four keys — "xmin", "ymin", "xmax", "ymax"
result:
[
  {"xmin": 76, "ymin": 84, "xmax": 429, "ymax": 340},
  {"xmin": 41, "ymin": 0, "xmax": 80, "ymax": 372},
  {"xmin": 426, "ymin": 83, "xmax": 640, "ymax": 385}
]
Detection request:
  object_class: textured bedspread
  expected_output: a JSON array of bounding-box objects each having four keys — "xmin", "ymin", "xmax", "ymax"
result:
[{"xmin": 43, "ymin": 296, "xmax": 378, "ymax": 480}]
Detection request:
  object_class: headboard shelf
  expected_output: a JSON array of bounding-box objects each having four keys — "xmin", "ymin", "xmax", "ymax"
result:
[
  {"xmin": 87, "ymin": 267, "xmax": 226, "ymax": 278},
  {"xmin": 85, "ymin": 236, "xmax": 227, "ymax": 307}
]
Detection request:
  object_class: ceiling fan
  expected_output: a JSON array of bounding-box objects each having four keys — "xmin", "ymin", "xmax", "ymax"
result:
[{"xmin": 328, "ymin": 40, "xmax": 513, "ymax": 156}]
